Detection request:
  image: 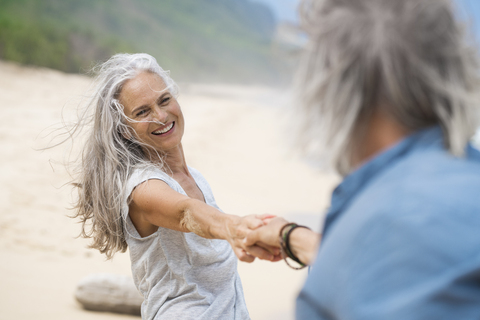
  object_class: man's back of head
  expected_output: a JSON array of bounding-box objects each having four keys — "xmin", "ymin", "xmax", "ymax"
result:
[{"xmin": 295, "ymin": 0, "xmax": 480, "ymax": 175}]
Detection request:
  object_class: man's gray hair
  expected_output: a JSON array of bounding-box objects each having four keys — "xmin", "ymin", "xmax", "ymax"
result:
[{"xmin": 294, "ymin": 0, "xmax": 480, "ymax": 175}]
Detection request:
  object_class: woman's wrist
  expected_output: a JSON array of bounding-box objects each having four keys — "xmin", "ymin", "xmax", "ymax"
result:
[
  {"xmin": 181, "ymin": 199, "xmax": 238, "ymax": 240},
  {"xmin": 212, "ymin": 213, "xmax": 240, "ymax": 241}
]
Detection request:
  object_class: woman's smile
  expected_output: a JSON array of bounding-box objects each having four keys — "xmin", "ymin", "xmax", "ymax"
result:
[{"xmin": 152, "ymin": 121, "xmax": 175, "ymax": 136}]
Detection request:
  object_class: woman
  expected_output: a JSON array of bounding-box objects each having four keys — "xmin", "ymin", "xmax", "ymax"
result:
[
  {"xmin": 69, "ymin": 53, "xmax": 274, "ymax": 319},
  {"xmin": 245, "ymin": 0, "xmax": 480, "ymax": 319}
]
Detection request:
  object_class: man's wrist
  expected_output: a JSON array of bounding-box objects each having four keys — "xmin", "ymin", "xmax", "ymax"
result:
[{"xmin": 290, "ymin": 227, "xmax": 320, "ymax": 265}]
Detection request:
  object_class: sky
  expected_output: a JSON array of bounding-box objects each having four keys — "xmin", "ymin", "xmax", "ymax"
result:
[
  {"xmin": 455, "ymin": 0, "xmax": 480, "ymax": 42},
  {"xmin": 255, "ymin": 0, "xmax": 480, "ymax": 42},
  {"xmin": 253, "ymin": 0, "xmax": 299, "ymax": 22}
]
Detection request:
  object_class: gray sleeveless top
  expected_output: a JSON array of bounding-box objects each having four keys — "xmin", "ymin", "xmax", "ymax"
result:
[{"xmin": 122, "ymin": 166, "xmax": 250, "ymax": 320}]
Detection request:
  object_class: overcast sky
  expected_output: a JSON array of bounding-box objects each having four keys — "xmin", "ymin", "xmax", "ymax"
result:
[
  {"xmin": 256, "ymin": 0, "xmax": 480, "ymax": 42},
  {"xmin": 456, "ymin": 0, "xmax": 480, "ymax": 42}
]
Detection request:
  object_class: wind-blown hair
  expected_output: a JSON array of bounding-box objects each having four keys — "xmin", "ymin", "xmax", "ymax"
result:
[
  {"xmin": 69, "ymin": 53, "xmax": 179, "ymax": 259},
  {"xmin": 294, "ymin": 0, "xmax": 480, "ymax": 175}
]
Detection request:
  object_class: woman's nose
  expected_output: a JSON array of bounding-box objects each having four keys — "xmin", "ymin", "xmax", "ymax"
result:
[{"xmin": 151, "ymin": 106, "xmax": 167, "ymax": 123}]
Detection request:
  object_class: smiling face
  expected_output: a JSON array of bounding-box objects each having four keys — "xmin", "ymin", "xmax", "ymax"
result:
[{"xmin": 118, "ymin": 71, "xmax": 184, "ymax": 155}]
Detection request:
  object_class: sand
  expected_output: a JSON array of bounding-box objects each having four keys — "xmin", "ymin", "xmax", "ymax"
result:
[{"xmin": 0, "ymin": 60, "xmax": 339, "ymax": 320}]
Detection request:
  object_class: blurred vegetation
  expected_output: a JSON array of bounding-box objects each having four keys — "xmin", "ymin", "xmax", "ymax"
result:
[{"xmin": 0, "ymin": 0, "xmax": 290, "ymax": 84}]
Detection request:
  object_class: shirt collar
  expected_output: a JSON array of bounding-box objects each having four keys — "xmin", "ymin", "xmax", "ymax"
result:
[{"xmin": 322, "ymin": 126, "xmax": 444, "ymax": 237}]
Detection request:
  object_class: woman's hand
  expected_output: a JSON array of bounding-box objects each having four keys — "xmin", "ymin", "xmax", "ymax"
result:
[
  {"xmin": 225, "ymin": 214, "xmax": 280, "ymax": 263},
  {"xmin": 244, "ymin": 217, "xmax": 288, "ymax": 256}
]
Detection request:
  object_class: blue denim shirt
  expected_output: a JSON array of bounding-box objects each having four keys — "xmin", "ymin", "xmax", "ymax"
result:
[{"xmin": 296, "ymin": 127, "xmax": 480, "ymax": 320}]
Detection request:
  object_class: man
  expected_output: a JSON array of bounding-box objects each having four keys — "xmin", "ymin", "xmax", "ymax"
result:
[{"xmin": 245, "ymin": 0, "xmax": 480, "ymax": 319}]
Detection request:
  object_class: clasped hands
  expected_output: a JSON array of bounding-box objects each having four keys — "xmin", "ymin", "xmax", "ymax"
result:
[{"xmin": 226, "ymin": 214, "xmax": 289, "ymax": 263}]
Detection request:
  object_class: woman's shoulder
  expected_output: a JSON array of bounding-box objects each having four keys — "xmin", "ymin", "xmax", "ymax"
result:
[
  {"xmin": 131, "ymin": 165, "xmax": 169, "ymax": 179},
  {"xmin": 126, "ymin": 165, "xmax": 174, "ymax": 194}
]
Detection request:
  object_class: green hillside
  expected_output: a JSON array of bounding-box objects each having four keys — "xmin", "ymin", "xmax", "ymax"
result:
[{"xmin": 0, "ymin": 0, "xmax": 286, "ymax": 83}]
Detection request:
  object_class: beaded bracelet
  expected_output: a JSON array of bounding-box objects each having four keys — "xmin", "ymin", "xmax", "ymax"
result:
[{"xmin": 279, "ymin": 223, "xmax": 311, "ymax": 270}]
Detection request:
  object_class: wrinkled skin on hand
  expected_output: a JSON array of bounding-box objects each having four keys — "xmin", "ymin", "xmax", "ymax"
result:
[
  {"xmin": 243, "ymin": 216, "xmax": 290, "ymax": 262},
  {"xmin": 226, "ymin": 214, "xmax": 281, "ymax": 263}
]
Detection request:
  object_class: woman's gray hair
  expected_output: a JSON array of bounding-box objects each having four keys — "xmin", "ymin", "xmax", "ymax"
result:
[
  {"xmin": 294, "ymin": 0, "xmax": 480, "ymax": 175},
  {"xmin": 69, "ymin": 53, "xmax": 179, "ymax": 259}
]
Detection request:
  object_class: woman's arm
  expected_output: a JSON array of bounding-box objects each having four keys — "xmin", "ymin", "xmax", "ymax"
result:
[
  {"xmin": 244, "ymin": 217, "xmax": 321, "ymax": 265},
  {"xmin": 129, "ymin": 179, "xmax": 275, "ymax": 262}
]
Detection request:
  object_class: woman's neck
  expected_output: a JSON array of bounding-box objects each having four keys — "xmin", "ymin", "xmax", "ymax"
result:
[{"xmin": 161, "ymin": 144, "xmax": 189, "ymax": 175}]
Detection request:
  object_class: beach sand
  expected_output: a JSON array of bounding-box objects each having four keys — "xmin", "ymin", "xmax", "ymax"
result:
[{"xmin": 0, "ymin": 61, "xmax": 338, "ymax": 320}]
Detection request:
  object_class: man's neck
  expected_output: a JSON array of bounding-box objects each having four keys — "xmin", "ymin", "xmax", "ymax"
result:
[{"xmin": 352, "ymin": 109, "xmax": 412, "ymax": 169}]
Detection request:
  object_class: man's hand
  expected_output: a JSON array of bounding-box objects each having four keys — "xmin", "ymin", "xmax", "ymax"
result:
[
  {"xmin": 243, "ymin": 217, "xmax": 290, "ymax": 261},
  {"xmin": 226, "ymin": 214, "xmax": 280, "ymax": 263}
]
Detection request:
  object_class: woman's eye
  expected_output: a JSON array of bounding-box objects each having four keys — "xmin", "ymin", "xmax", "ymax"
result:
[
  {"xmin": 161, "ymin": 97, "xmax": 170, "ymax": 105},
  {"xmin": 136, "ymin": 109, "xmax": 148, "ymax": 117}
]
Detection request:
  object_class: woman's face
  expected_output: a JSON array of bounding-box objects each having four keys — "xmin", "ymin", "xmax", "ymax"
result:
[{"xmin": 119, "ymin": 71, "xmax": 184, "ymax": 153}]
